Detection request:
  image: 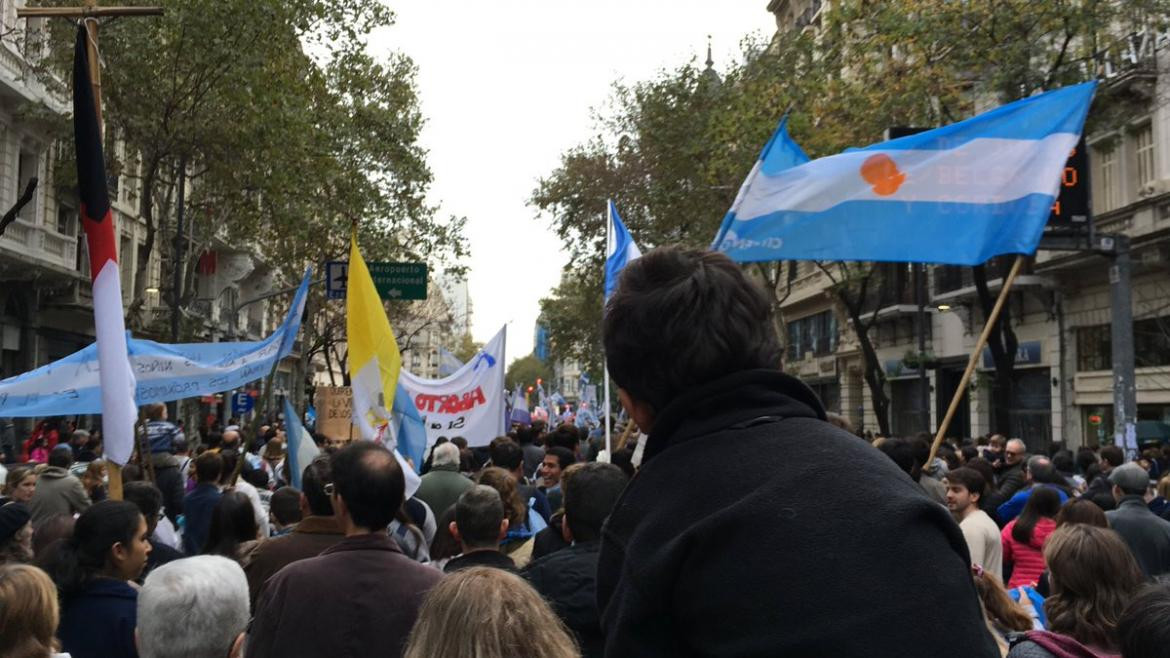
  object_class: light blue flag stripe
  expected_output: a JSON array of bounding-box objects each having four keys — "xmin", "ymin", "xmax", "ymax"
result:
[
  {"xmin": 714, "ymin": 83, "xmax": 1097, "ymax": 266},
  {"xmin": 604, "ymin": 200, "xmax": 642, "ymax": 300},
  {"xmin": 0, "ymin": 269, "xmax": 312, "ymax": 417},
  {"xmin": 283, "ymin": 397, "xmax": 319, "ymax": 490},
  {"xmin": 392, "ymin": 384, "xmax": 427, "ymax": 470}
]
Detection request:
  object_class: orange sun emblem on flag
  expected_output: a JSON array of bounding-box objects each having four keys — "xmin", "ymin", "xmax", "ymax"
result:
[{"xmin": 860, "ymin": 153, "xmax": 906, "ymax": 196}]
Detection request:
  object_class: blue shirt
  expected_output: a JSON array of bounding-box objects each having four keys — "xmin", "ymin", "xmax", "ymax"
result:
[
  {"xmin": 59, "ymin": 578, "xmax": 138, "ymax": 658},
  {"xmin": 145, "ymin": 419, "xmax": 184, "ymax": 454},
  {"xmin": 997, "ymin": 484, "xmax": 1069, "ymax": 524},
  {"xmin": 182, "ymin": 482, "xmax": 222, "ymax": 554}
]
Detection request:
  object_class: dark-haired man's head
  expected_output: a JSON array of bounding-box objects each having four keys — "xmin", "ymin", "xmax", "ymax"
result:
[
  {"xmin": 451, "ymin": 485, "xmax": 507, "ymax": 552},
  {"xmin": 1051, "ymin": 450, "xmax": 1075, "ymax": 475},
  {"xmin": 194, "ymin": 452, "xmax": 224, "ymax": 484},
  {"xmin": 546, "ymin": 425, "xmax": 580, "ymax": 455},
  {"xmin": 563, "ymin": 462, "xmax": 628, "ymax": 543},
  {"xmin": 270, "ymin": 487, "xmax": 303, "ymax": 530},
  {"xmin": 48, "ymin": 444, "xmax": 74, "ymax": 469},
  {"xmin": 541, "ymin": 447, "xmax": 576, "ymax": 489},
  {"xmin": 603, "ymin": 247, "xmax": 781, "ymax": 434},
  {"xmin": 1100, "ymin": 445, "xmax": 1124, "ymax": 471},
  {"xmin": 877, "ymin": 438, "xmax": 918, "ymax": 478},
  {"xmin": 489, "ymin": 436, "xmax": 524, "ymax": 478},
  {"xmin": 330, "ymin": 442, "xmax": 404, "ymax": 533},
  {"xmin": 1119, "ymin": 582, "xmax": 1170, "ymax": 658},
  {"xmin": 943, "ymin": 467, "xmax": 986, "ymax": 520},
  {"xmin": 123, "ymin": 481, "xmax": 164, "ymax": 535},
  {"xmin": 300, "ymin": 454, "xmax": 334, "ymax": 517}
]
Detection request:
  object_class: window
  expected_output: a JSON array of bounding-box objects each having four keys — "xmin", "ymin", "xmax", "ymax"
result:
[
  {"xmin": 17, "ymin": 150, "xmax": 38, "ymax": 222},
  {"xmin": 1135, "ymin": 124, "xmax": 1156, "ymax": 189},
  {"xmin": 1076, "ymin": 324, "xmax": 1111, "ymax": 371},
  {"xmin": 56, "ymin": 206, "xmax": 75, "ymax": 236},
  {"xmin": 787, "ymin": 310, "xmax": 838, "ymax": 361},
  {"xmin": 1093, "ymin": 141, "xmax": 1121, "ymax": 213}
]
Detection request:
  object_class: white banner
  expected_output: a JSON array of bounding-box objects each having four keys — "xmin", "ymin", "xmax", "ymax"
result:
[{"xmin": 398, "ymin": 327, "xmax": 506, "ymax": 449}]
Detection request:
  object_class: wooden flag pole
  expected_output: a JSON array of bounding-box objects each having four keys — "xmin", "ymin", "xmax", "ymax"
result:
[
  {"xmin": 18, "ymin": 1, "xmax": 163, "ymax": 501},
  {"xmin": 925, "ymin": 254, "xmax": 1026, "ymax": 469}
]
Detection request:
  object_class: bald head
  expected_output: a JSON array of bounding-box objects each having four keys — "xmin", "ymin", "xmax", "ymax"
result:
[{"xmin": 330, "ymin": 441, "xmax": 404, "ymax": 532}]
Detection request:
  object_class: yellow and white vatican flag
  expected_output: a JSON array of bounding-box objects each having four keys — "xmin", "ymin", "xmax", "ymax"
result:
[{"xmin": 345, "ymin": 231, "xmax": 420, "ymax": 497}]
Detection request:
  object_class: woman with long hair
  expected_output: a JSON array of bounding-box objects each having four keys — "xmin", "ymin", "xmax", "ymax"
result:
[
  {"xmin": 40, "ymin": 500, "xmax": 150, "ymax": 658},
  {"xmin": 2, "ymin": 466, "xmax": 37, "ymax": 505},
  {"xmin": 404, "ymin": 566, "xmax": 580, "ymax": 658},
  {"xmin": 972, "ymin": 564, "xmax": 1034, "ymax": 656},
  {"xmin": 477, "ymin": 467, "xmax": 547, "ymax": 568},
  {"xmin": 0, "ymin": 563, "xmax": 65, "ymax": 658},
  {"xmin": 1008, "ymin": 525, "xmax": 1144, "ymax": 657},
  {"xmin": 203, "ymin": 490, "xmax": 260, "ymax": 565},
  {"xmin": 1001, "ymin": 487, "xmax": 1061, "ymax": 587}
]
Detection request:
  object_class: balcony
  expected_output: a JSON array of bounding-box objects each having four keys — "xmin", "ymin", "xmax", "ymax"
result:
[
  {"xmin": 0, "ymin": 217, "xmax": 79, "ymax": 274},
  {"xmin": 932, "ymin": 258, "xmax": 1049, "ymax": 305}
]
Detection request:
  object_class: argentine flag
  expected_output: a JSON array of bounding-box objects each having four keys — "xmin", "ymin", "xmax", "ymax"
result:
[
  {"xmin": 605, "ymin": 200, "xmax": 642, "ymax": 299},
  {"xmin": 713, "ymin": 82, "xmax": 1097, "ymax": 266}
]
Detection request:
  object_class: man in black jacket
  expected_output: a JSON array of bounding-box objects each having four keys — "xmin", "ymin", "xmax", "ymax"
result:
[
  {"xmin": 596, "ymin": 247, "xmax": 997, "ymax": 657},
  {"xmin": 524, "ymin": 462, "xmax": 628, "ymax": 658}
]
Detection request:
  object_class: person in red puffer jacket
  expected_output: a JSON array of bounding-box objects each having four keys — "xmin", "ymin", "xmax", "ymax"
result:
[{"xmin": 1002, "ymin": 487, "xmax": 1062, "ymax": 587}]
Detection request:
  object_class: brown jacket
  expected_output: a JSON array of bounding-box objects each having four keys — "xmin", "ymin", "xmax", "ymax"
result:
[
  {"xmin": 244, "ymin": 516, "xmax": 345, "ymax": 608},
  {"xmin": 248, "ymin": 533, "xmax": 442, "ymax": 658}
]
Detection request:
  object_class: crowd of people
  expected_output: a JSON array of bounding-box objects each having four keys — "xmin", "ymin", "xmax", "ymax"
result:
[{"xmin": 1, "ymin": 246, "xmax": 1170, "ymax": 657}]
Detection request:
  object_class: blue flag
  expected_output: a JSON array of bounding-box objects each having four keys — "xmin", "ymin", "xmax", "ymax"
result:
[
  {"xmin": 605, "ymin": 200, "xmax": 642, "ymax": 299},
  {"xmin": 713, "ymin": 83, "xmax": 1097, "ymax": 266},
  {"xmin": 283, "ymin": 398, "xmax": 319, "ymax": 490},
  {"xmin": 392, "ymin": 384, "xmax": 427, "ymax": 470}
]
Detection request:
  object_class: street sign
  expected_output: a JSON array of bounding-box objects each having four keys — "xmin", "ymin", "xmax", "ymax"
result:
[
  {"xmin": 326, "ymin": 261, "xmax": 348, "ymax": 300},
  {"xmin": 231, "ymin": 391, "xmax": 254, "ymax": 416},
  {"xmin": 324, "ymin": 260, "xmax": 428, "ymax": 301}
]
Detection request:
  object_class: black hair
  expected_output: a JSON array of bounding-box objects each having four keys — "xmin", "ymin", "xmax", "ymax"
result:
[
  {"xmin": 610, "ymin": 447, "xmax": 636, "ymax": 479},
  {"xmin": 122, "ymin": 482, "xmax": 163, "ymax": 534},
  {"xmin": 1100, "ymin": 445, "xmax": 1124, "ymax": 469},
  {"xmin": 513, "ymin": 425, "xmax": 537, "ymax": 446},
  {"xmin": 944, "ymin": 467, "xmax": 987, "ymax": 499},
  {"xmin": 429, "ymin": 504, "xmax": 460, "ymax": 563},
  {"xmin": 1052, "ymin": 450, "xmax": 1075, "ymax": 475},
  {"xmin": 489, "ymin": 436, "xmax": 523, "ymax": 471},
  {"xmin": 603, "ymin": 246, "xmax": 782, "ymax": 413},
  {"xmin": 877, "ymin": 438, "xmax": 917, "ymax": 478},
  {"xmin": 1075, "ymin": 448, "xmax": 1098, "ymax": 475},
  {"xmin": 270, "ymin": 487, "xmax": 303, "ymax": 527},
  {"xmin": 964, "ymin": 458, "xmax": 998, "ymax": 500},
  {"xmin": 48, "ymin": 447, "xmax": 73, "ymax": 469},
  {"xmin": 454, "ymin": 485, "xmax": 505, "ymax": 549},
  {"xmin": 546, "ymin": 426, "xmax": 580, "ymax": 453},
  {"xmin": 545, "ymin": 446, "xmax": 576, "ymax": 471},
  {"xmin": 1027, "ymin": 458, "xmax": 1060, "ymax": 485},
  {"xmin": 331, "ymin": 441, "xmax": 404, "ymax": 530},
  {"xmin": 43, "ymin": 501, "xmax": 142, "ymax": 598},
  {"xmin": 1012, "ymin": 486, "xmax": 1062, "ymax": 544},
  {"xmin": 194, "ymin": 451, "xmax": 223, "ymax": 483},
  {"xmin": 203, "ymin": 491, "xmax": 258, "ymax": 560},
  {"xmin": 301, "ymin": 454, "xmax": 334, "ymax": 517},
  {"xmin": 1119, "ymin": 582, "xmax": 1170, "ymax": 658},
  {"xmin": 960, "ymin": 445, "xmax": 979, "ymax": 464},
  {"xmin": 564, "ymin": 462, "xmax": 628, "ymax": 542}
]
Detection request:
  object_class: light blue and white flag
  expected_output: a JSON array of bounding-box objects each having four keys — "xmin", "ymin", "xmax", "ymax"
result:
[
  {"xmin": 438, "ymin": 347, "xmax": 463, "ymax": 378},
  {"xmin": 283, "ymin": 398, "xmax": 319, "ymax": 490},
  {"xmin": 390, "ymin": 384, "xmax": 427, "ymax": 471},
  {"xmin": 0, "ymin": 269, "xmax": 312, "ymax": 417},
  {"xmin": 605, "ymin": 200, "xmax": 642, "ymax": 299},
  {"xmin": 713, "ymin": 83, "xmax": 1097, "ymax": 266}
]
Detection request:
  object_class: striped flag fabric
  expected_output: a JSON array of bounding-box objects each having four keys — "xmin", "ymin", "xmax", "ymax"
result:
[
  {"xmin": 73, "ymin": 26, "xmax": 138, "ymax": 466},
  {"xmin": 713, "ymin": 82, "xmax": 1097, "ymax": 266},
  {"xmin": 283, "ymin": 398, "xmax": 319, "ymax": 490},
  {"xmin": 604, "ymin": 200, "xmax": 642, "ymax": 299}
]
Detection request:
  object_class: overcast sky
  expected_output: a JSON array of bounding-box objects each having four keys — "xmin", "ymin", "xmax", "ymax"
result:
[{"xmin": 370, "ymin": 2, "xmax": 776, "ymax": 362}]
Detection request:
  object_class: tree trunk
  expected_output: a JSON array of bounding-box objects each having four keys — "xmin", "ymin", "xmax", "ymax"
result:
[
  {"xmin": 844, "ymin": 298, "xmax": 891, "ymax": 435},
  {"xmin": 973, "ymin": 264, "xmax": 1018, "ymax": 435}
]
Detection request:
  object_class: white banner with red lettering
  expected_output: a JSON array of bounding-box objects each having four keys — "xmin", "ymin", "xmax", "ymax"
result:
[{"xmin": 398, "ymin": 327, "xmax": 506, "ymax": 449}]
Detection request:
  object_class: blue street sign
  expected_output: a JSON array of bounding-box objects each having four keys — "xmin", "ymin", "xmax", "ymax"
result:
[
  {"xmin": 231, "ymin": 391, "xmax": 254, "ymax": 416},
  {"xmin": 326, "ymin": 261, "xmax": 349, "ymax": 300}
]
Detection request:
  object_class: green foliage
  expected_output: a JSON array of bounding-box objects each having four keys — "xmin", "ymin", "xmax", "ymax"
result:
[
  {"xmin": 452, "ymin": 332, "xmax": 482, "ymax": 363},
  {"xmin": 506, "ymin": 354, "xmax": 552, "ymax": 392}
]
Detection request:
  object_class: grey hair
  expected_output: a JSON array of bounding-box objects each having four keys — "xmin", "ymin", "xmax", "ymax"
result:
[
  {"xmin": 1006, "ymin": 438, "xmax": 1027, "ymax": 453},
  {"xmin": 432, "ymin": 442, "xmax": 461, "ymax": 467},
  {"xmin": 137, "ymin": 556, "xmax": 249, "ymax": 658}
]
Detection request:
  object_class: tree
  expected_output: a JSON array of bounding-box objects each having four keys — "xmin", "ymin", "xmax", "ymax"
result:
[
  {"xmin": 452, "ymin": 332, "xmax": 482, "ymax": 363},
  {"xmin": 35, "ymin": 0, "xmax": 467, "ymax": 341},
  {"xmin": 506, "ymin": 355, "xmax": 552, "ymax": 392}
]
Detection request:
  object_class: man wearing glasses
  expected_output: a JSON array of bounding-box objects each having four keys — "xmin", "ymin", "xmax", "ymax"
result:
[{"xmin": 986, "ymin": 438, "xmax": 1030, "ymax": 509}]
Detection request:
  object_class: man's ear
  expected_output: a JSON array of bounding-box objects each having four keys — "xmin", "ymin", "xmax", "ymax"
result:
[
  {"xmin": 561, "ymin": 514, "xmax": 573, "ymax": 544},
  {"xmin": 449, "ymin": 521, "xmax": 462, "ymax": 544},
  {"xmin": 229, "ymin": 631, "xmax": 245, "ymax": 658},
  {"xmin": 497, "ymin": 518, "xmax": 510, "ymax": 542},
  {"xmin": 618, "ymin": 388, "xmax": 655, "ymax": 435},
  {"xmin": 330, "ymin": 493, "xmax": 347, "ymax": 520}
]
